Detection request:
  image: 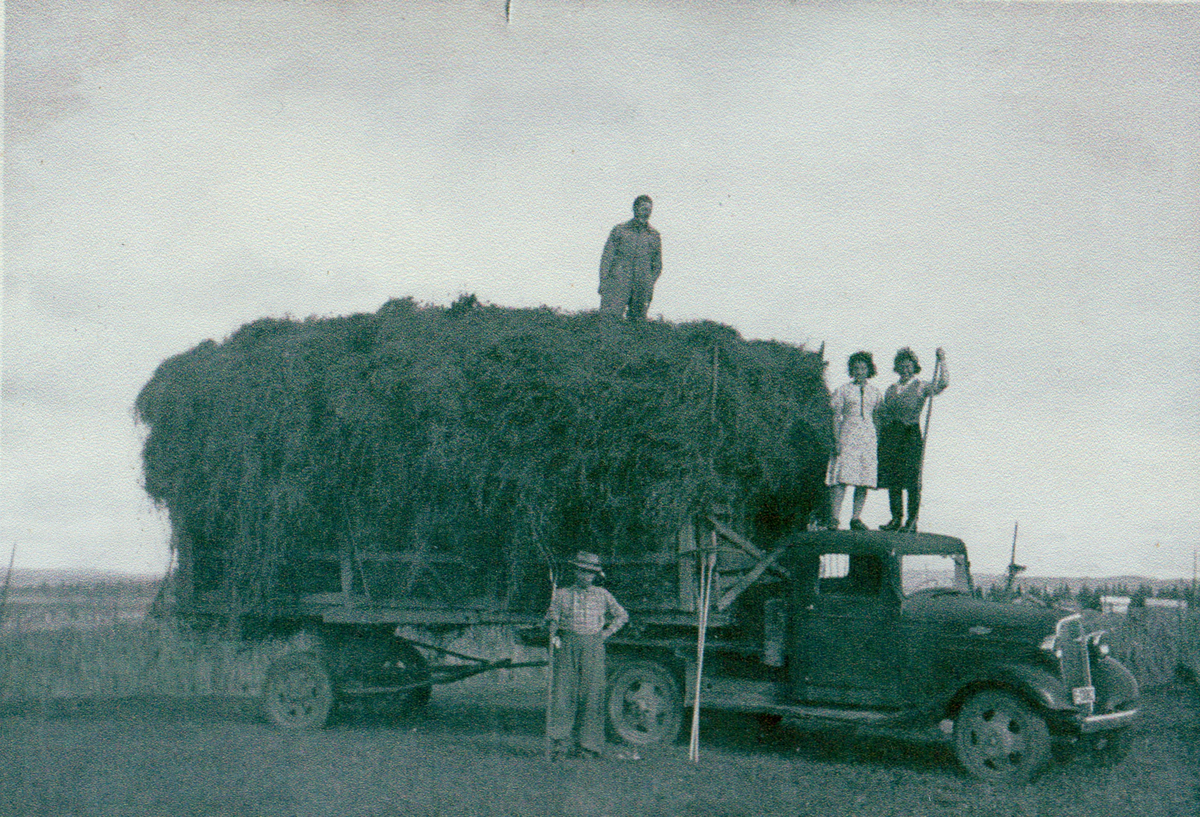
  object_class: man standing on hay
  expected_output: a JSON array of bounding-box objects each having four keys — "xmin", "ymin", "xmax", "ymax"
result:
[
  {"xmin": 545, "ymin": 551, "xmax": 629, "ymax": 760},
  {"xmin": 598, "ymin": 195, "xmax": 662, "ymax": 320}
]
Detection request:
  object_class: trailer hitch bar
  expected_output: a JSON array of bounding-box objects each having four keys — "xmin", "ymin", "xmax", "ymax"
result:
[{"xmin": 340, "ymin": 658, "xmax": 548, "ymax": 696}]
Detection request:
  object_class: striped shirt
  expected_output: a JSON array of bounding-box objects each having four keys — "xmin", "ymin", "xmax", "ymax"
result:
[{"xmin": 546, "ymin": 585, "xmax": 629, "ymax": 637}]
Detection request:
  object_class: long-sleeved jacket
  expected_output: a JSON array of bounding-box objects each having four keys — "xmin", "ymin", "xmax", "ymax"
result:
[{"xmin": 598, "ymin": 219, "xmax": 661, "ymax": 291}]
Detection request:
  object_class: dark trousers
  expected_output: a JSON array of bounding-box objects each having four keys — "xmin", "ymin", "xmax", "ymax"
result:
[
  {"xmin": 889, "ymin": 485, "xmax": 921, "ymax": 522},
  {"xmin": 599, "ymin": 273, "xmax": 655, "ymax": 320},
  {"xmin": 548, "ymin": 631, "xmax": 606, "ymax": 752}
]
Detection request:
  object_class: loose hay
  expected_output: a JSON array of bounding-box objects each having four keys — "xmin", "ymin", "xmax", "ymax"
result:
[{"xmin": 136, "ymin": 298, "xmax": 831, "ymax": 616}]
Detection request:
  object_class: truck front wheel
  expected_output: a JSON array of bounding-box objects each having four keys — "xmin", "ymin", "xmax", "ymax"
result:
[
  {"xmin": 606, "ymin": 661, "xmax": 683, "ymax": 746},
  {"xmin": 263, "ymin": 653, "xmax": 334, "ymax": 730},
  {"xmin": 953, "ymin": 690, "xmax": 1051, "ymax": 783}
]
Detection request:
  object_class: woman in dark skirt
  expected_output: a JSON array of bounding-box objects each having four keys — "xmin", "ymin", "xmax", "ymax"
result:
[{"xmin": 877, "ymin": 347, "xmax": 948, "ymax": 532}]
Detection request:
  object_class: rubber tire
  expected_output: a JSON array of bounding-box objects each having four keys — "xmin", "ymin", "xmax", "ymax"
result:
[
  {"xmin": 366, "ymin": 642, "xmax": 432, "ymax": 714},
  {"xmin": 606, "ymin": 660, "xmax": 684, "ymax": 746},
  {"xmin": 263, "ymin": 653, "xmax": 334, "ymax": 730},
  {"xmin": 335, "ymin": 636, "xmax": 433, "ymax": 717},
  {"xmin": 953, "ymin": 690, "xmax": 1051, "ymax": 784}
]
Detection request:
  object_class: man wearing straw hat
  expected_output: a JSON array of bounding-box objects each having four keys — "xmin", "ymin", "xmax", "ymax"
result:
[{"xmin": 544, "ymin": 550, "xmax": 629, "ymax": 759}]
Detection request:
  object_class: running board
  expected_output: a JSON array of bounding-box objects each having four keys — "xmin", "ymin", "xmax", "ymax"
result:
[{"xmin": 701, "ymin": 691, "xmax": 903, "ymax": 724}]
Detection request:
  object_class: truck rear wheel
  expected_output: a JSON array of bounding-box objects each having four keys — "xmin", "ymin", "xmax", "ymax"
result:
[
  {"xmin": 263, "ymin": 653, "xmax": 334, "ymax": 730},
  {"xmin": 606, "ymin": 661, "xmax": 683, "ymax": 746},
  {"xmin": 953, "ymin": 690, "xmax": 1050, "ymax": 783}
]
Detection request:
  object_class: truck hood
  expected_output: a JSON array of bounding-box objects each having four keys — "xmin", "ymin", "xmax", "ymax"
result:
[{"xmin": 901, "ymin": 593, "xmax": 1066, "ymax": 644}]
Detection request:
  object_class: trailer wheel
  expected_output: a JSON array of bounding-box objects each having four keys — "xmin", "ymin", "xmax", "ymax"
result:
[
  {"xmin": 335, "ymin": 634, "xmax": 433, "ymax": 716},
  {"xmin": 263, "ymin": 653, "xmax": 334, "ymax": 730},
  {"xmin": 953, "ymin": 690, "xmax": 1050, "ymax": 783},
  {"xmin": 607, "ymin": 661, "xmax": 683, "ymax": 746}
]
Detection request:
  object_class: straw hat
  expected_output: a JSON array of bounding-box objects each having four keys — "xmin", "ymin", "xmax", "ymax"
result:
[{"xmin": 569, "ymin": 551, "xmax": 605, "ymax": 578}]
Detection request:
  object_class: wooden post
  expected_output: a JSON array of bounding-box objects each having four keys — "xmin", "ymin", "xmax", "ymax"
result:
[
  {"xmin": 689, "ymin": 540, "xmax": 718, "ymax": 762},
  {"xmin": 0, "ymin": 545, "xmax": 14, "ymax": 627},
  {"xmin": 340, "ymin": 536, "xmax": 355, "ymax": 607}
]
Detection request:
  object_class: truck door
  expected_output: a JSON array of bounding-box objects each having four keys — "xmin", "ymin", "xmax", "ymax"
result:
[{"xmin": 790, "ymin": 551, "xmax": 901, "ymax": 708}]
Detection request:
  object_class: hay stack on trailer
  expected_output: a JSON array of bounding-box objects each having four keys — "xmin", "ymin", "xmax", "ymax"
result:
[{"xmin": 135, "ymin": 297, "xmax": 831, "ymax": 621}]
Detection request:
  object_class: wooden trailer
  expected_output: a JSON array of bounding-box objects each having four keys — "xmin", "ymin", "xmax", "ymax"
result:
[{"xmin": 162, "ymin": 513, "xmax": 789, "ymax": 732}]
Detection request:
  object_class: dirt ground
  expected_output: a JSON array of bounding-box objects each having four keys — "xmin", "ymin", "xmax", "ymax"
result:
[{"xmin": 1, "ymin": 682, "xmax": 1196, "ymax": 817}]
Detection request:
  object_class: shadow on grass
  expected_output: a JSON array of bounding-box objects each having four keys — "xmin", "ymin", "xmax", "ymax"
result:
[
  {"xmin": 2, "ymin": 693, "xmax": 959, "ymax": 774},
  {"xmin": 693, "ymin": 709, "xmax": 958, "ymax": 775},
  {"xmin": 13, "ymin": 682, "xmax": 1190, "ymax": 784},
  {"xmin": 334, "ymin": 695, "xmax": 547, "ymax": 740},
  {"xmin": 344, "ymin": 695, "xmax": 961, "ymax": 776}
]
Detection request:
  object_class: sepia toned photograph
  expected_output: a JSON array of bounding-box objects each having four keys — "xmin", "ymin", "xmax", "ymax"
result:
[{"xmin": 3, "ymin": 1, "xmax": 1197, "ymax": 814}]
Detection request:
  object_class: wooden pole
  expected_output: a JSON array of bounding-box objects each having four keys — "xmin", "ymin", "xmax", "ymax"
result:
[
  {"xmin": 689, "ymin": 538, "xmax": 717, "ymax": 763},
  {"xmin": 1005, "ymin": 521, "xmax": 1025, "ymax": 597},
  {"xmin": 710, "ymin": 346, "xmax": 719, "ymax": 426},
  {"xmin": 543, "ymin": 572, "xmax": 557, "ymax": 760},
  {"xmin": 537, "ymin": 540, "xmax": 559, "ymax": 760},
  {"xmin": 910, "ymin": 352, "xmax": 945, "ymax": 533},
  {"xmin": 1191, "ymin": 548, "xmax": 1196, "ymax": 608},
  {"xmin": 0, "ymin": 545, "xmax": 14, "ymax": 627},
  {"xmin": 1010, "ymin": 522, "xmax": 1019, "ymax": 571},
  {"xmin": 915, "ymin": 355, "xmax": 942, "ymax": 494}
]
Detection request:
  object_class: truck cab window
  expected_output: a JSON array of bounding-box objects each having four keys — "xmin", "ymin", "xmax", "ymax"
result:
[
  {"xmin": 818, "ymin": 553, "xmax": 882, "ymax": 596},
  {"xmin": 900, "ymin": 554, "xmax": 971, "ymax": 595}
]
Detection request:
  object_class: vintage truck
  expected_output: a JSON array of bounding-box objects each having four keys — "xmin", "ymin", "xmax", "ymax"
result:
[
  {"xmin": 599, "ymin": 521, "xmax": 1140, "ymax": 784},
  {"xmin": 169, "ymin": 515, "xmax": 1139, "ymax": 784}
]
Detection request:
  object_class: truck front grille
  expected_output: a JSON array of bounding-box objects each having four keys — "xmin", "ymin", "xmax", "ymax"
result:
[{"xmin": 1055, "ymin": 613, "xmax": 1094, "ymax": 716}]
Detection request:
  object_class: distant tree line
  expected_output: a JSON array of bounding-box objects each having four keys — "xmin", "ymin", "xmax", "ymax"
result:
[{"xmin": 981, "ymin": 580, "xmax": 1198, "ymax": 610}]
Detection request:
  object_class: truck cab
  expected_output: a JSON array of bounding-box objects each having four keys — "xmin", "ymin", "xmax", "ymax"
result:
[{"xmin": 606, "ymin": 529, "xmax": 1140, "ymax": 783}]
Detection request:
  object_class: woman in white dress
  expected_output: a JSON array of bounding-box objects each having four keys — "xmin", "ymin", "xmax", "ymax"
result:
[{"xmin": 826, "ymin": 351, "xmax": 882, "ymax": 530}]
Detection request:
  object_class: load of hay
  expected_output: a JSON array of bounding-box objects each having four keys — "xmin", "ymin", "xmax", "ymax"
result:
[{"xmin": 136, "ymin": 297, "xmax": 831, "ymax": 616}]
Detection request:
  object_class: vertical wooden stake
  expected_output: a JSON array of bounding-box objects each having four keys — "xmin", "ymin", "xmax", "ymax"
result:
[
  {"xmin": 0, "ymin": 544, "xmax": 14, "ymax": 627},
  {"xmin": 689, "ymin": 540, "xmax": 717, "ymax": 763},
  {"xmin": 710, "ymin": 346, "xmax": 719, "ymax": 426}
]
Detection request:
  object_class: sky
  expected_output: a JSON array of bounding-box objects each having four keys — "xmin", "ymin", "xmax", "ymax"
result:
[{"xmin": 3, "ymin": 0, "xmax": 1198, "ymax": 580}]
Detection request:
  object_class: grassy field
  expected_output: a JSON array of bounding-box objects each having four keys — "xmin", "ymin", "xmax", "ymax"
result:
[
  {"xmin": 1, "ymin": 577, "xmax": 1195, "ymax": 702},
  {"xmin": 1, "ymin": 681, "xmax": 1197, "ymax": 817},
  {"xmin": 1, "ymin": 579, "xmax": 1198, "ymax": 815}
]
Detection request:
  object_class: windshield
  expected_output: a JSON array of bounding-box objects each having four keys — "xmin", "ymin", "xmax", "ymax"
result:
[{"xmin": 900, "ymin": 553, "xmax": 972, "ymax": 596}]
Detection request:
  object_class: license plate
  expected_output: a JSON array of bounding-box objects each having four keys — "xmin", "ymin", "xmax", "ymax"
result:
[{"xmin": 1072, "ymin": 685, "xmax": 1096, "ymax": 705}]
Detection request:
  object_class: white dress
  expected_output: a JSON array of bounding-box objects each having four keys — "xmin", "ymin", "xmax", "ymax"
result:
[{"xmin": 825, "ymin": 381, "xmax": 882, "ymax": 488}]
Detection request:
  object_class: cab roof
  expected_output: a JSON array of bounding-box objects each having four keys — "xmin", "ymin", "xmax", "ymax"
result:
[{"xmin": 783, "ymin": 530, "xmax": 968, "ymax": 557}]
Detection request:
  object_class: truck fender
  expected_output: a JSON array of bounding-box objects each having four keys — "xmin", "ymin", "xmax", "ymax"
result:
[
  {"xmin": 1092, "ymin": 656, "xmax": 1139, "ymax": 711},
  {"xmin": 605, "ymin": 645, "xmax": 686, "ymax": 683},
  {"xmin": 948, "ymin": 663, "xmax": 1073, "ymax": 718}
]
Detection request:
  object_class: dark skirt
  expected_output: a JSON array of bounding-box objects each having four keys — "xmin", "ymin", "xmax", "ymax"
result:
[{"xmin": 877, "ymin": 422, "xmax": 923, "ymax": 489}]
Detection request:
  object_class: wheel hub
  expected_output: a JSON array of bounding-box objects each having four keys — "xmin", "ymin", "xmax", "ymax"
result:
[
  {"xmin": 626, "ymin": 683, "xmax": 662, "ymax": 727},
  {"xmin": 971, "ymin": 710, "xmax": 1023, "ymax": 765}
]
